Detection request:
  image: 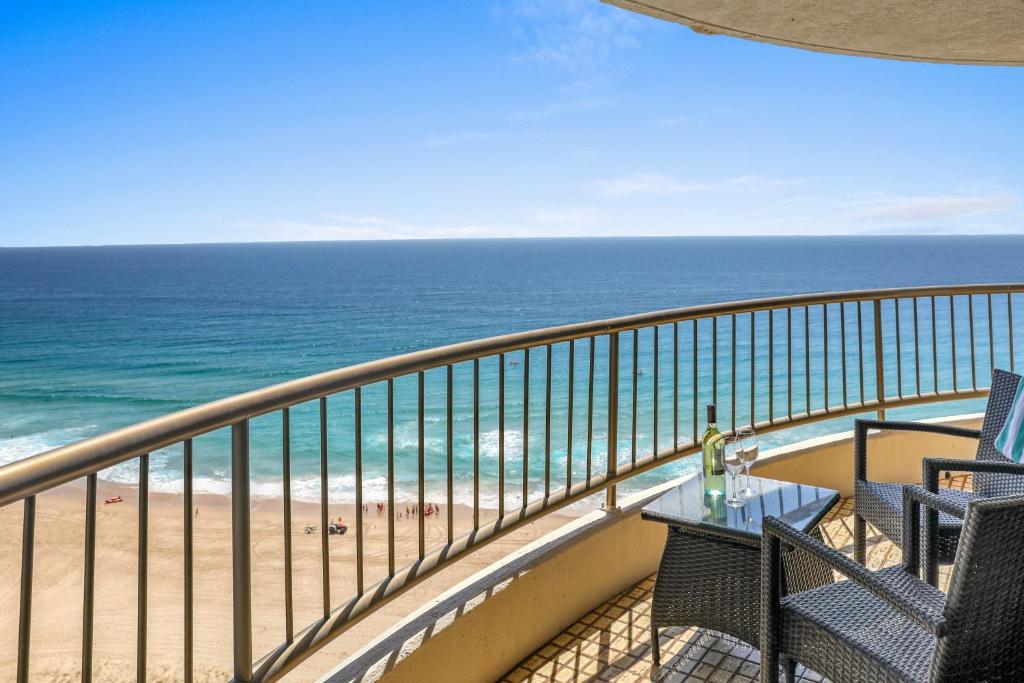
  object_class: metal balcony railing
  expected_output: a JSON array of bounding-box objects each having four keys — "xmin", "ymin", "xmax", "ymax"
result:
[{"xmin": 2, "ymin": 284, "xmax": 1022, "ymax": 682}]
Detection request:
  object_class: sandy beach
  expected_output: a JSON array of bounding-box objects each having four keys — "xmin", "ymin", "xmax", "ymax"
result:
[{"xmin": 0, "ymin": 480, "xmax": 581, "ymax": 682}]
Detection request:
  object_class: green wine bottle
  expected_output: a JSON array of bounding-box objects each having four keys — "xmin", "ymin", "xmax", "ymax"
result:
[{"xmin": 702, "ymin": 404, "xmax": 725, "ymax": 497}]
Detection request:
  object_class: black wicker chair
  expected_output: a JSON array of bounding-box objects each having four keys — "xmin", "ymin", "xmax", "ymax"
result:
[
  {"xmin": 761, "ymin": 487, "xmax": 1024, "ymax": 683},
  {"xmin": 854, "ymin": 368, "xmax": 1024, "ymax": 584}
]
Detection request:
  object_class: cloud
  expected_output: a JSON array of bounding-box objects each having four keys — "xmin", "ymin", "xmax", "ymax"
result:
[
  {"xmin": 422, "ymin": 131, "xmax": 499, "ymax": 148},
  {"xmin": 495, "ymin": 0, "xmax": 645, "ymax": 76},
  {"xmin": 510, "ymin": 96, "xmax": 609, "ymax": 121},
  {"xmin": 652, "ymin": 116, "xmax": 693, "ymax": 127},
  {"xmin": 530, "ymin": 206, "xmax": 601, "ymax": 225},
  {"xmin": 237, "ymin": 214, "xmax": 444, "ymax": 241},
  {"xmin": 856, "ymin": 193, "xmax": 1016, "ymax": 222},
  {"xmin": 590, "ymin": 173, "xmax": 801, "ymax": 198},
  {"xmin": 239, "ymin": 213, "xmax": 597, "ymax": 241}
]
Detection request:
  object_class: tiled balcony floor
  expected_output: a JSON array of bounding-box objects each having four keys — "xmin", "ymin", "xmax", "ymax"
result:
[{"xmin": 501, "ymin": 476, "xmax": 969, "ymax": 683}]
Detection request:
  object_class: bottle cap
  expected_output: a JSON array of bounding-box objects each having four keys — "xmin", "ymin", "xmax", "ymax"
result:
[{"xmin": 707, "ymin": 404, "xmax": 716, "ymax": 423}]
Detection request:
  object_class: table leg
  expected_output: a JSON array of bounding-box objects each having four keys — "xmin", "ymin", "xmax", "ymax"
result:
[{"xmin": 783, "ymin": 656, "xmax": 797, "ymax": 682}]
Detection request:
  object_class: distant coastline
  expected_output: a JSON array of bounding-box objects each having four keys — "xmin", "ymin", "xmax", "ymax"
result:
[{"xmin": 4, "ymin": 232, "xmax": 1024, "ymax": 250}]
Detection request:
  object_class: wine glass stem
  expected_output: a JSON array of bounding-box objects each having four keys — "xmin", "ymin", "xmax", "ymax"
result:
[{"xmin": 744, "ymin": 466, "xmax": 751, "ymax": 492}]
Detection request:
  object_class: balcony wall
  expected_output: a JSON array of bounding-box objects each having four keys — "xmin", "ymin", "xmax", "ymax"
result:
[{"xmin": 319, "ymin": 412, "xmax": 982, "ymax": 683}]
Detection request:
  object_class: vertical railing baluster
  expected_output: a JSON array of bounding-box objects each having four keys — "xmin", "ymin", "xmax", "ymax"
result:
[
  {"xmin": 231, "ymin": 423, "xmax": 253, "ymax": 682},
  {"xmin": 523, "ymin": 349, "xmax": 530, "ymax": 509},
  {"xmin": 280, "ymin": 411, "xmax": 294, "ymax": 640},
  {"xmin": 138, "ymin": 452, "xmax": 149, "ymax": 682},
  {"xmin": 713, "ymin": 317, "xmax": 718, "ymax": 407},
  {"xmin": 499, "ymin": 354, "xmax": 505, "ymax": 517},
  {"xmin": 353, "ymin": 394, "xmax": 364, "ymax": 595},
  {"xmin": 913, "ymin": 299, "xmax": 921, "ymax": 396},
  {"xmin": 566, "ymin": 341, "xmax": 574, "ymax": 493},
  {"xmin": 318, "ymin": 398, "xmax": 330, "ymax": 618},
  {"xmin": 804, "ymin": 307, "xmax": 810, "ymax": 415},
  {"xmin": 587, "ymin": 339, "xmax": 595, "ymax": 484},
  {"xmin": 446, "ymin": 367, "xmax": 453, "ymax": 545},
  {"xmin": 692, "ymin": 321, "xmax": 698, "ymax": 442},
  {"xmin": 873, "ymin": 300, "xmax": 886, "ymax": 420},
  {"xmin": 769, "ymin": 309, "xmax": 774, "ymax": 423},
  {"xmin": 184, "ymin": 440, "xmax": 195, "ymax": 681},
  {"xmin": 473, "ymin": 361, "xmax": 480, "ymax": 529},
  {"xmin": 840, "ymin": 303, "xmax": 848, "ymax": 408},
  {"xmin": 787, "ymin": 308, "xmax": 792, "ymax": 419},
  {"xmin": 631, "ymin": 330, "xmax": 638, "ymax": 466},
  {"xmin": 931, "ymin": 296, "xmax": 939, "ymax": 392},
  {"xmin": 731, "ymin": 314, "xmax": 737, "ymax": 432},
  {"xmin": 17, "ymin": 495, "xmax": 35, "ymax": 683},
  {"xmin": 823, "ymin": 304, "xmax": 829, "ymax": 411},
  {"xmin": 968, "ymin": 295, "xmax": 977, "ymax": 389},
  {"xmin": 606, "ymin": 333, "xmax": 620, "ymax": 508},
  {"xmin": 988, "ymin": 294, "xmax": 995, "ymax": 381},
  {"xmin": 673, "ymin": 322, "xmax": 679, "ymax": 450},
  {"xmin": 1010, "ymin": 294, "xmax": 1016, "ymax": 372},
  {"xmin": 545, "ymin": 345, "xmax": 552, "ymax": 496},
  {"xmin": 858, "ymin": 302, "xmax": 865, "ymax": 405},
  {"xmin": 950, "ymin": 297, "xmax": 958, "ymax": 392},
  {"xmin": 895, "ymin": 299, "xmax": 903, "ymax": 398},
  {"xmin": 653, "ymin": 325, "xmax": 660, "ymax": 456},
  {"xmin": 473, "ymin": 362, "xmax": 480, "ymax": 529},
  {"xmin": 83, "ymin": 473, "xmax": 97, "ymax": 683},
  {"xmin": 387, "ymin": 381, "xmax": 395, "ymax": 576},
  {"xmin": 420, "ymin": 370, "xmax": 428, "ymax": 554},
  {"xmin": 749, "ymin": 312, "xmax": 755, "ymax": 427}
]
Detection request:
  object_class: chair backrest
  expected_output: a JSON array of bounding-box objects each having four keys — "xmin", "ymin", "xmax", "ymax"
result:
[
  {"xmin": 974, "ymin": 368, "xmax": 1024, "ymax": 495},
  {"xmin": 931, "ymin": 494, "xmax": 1024, "ymax": 682}
]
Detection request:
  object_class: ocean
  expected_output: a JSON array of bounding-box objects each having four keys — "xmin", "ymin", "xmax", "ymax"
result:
[{"xmin": 1, "ymin": 237, "xmax": 1021, "ymax": 506}]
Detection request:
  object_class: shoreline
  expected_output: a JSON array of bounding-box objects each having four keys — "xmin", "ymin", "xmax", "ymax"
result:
[{"xmin": 0, "ymin": 480, "xmax": 583, "ymax": 681}]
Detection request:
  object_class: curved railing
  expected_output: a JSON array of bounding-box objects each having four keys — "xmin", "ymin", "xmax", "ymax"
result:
[{"xmin": 3, "ymin": 284, "xmax": 1022, "ymax": 681}]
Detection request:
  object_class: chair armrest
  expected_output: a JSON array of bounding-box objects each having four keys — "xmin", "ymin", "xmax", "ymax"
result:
[
  {"xmin": 903, "ymin": 483, "xmax": 969, "ymax": 518},
  {"xmin": 762, "ymin": 516, "xmax": 947, "ymax": 636},
  {"xmin": 922, "ymin": 457, "xmax": 1024, "ymax": 491},
  {"xmin": 854, "ymin": 419, "xmax": 980, "ymax": 482},
  {"xmin": 902, "ymin": 484, "xmax": 968, "ymax": 587}
]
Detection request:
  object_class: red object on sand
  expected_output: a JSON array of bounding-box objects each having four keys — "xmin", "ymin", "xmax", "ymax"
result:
[{"xmin": 105, "ymin": 495, "xmax": 123, "ymax": 504}]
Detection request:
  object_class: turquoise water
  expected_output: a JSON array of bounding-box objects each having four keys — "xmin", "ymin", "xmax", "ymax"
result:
[{"xmin": 1, "ymin": 237, "xmax": 1020, "ymax": 505}]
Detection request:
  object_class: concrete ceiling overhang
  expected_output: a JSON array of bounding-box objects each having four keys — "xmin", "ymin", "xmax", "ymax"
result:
[{"xmin": 604, "ymin": 0, "xmax": 1024, "ymax": 66}]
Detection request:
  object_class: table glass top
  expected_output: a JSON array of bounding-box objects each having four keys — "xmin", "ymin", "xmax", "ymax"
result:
[{"xmin": 641, "ymin": 474, "xmax": 839, "ymax": 541}]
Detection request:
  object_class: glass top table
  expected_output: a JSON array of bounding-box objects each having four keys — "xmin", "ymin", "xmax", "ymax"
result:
[
  {"xmin": 641, "ymin": 473, "xmax": 839, "ymax": 546},
  {"xmin": 640, "ymin": 474, "xmax": 840, "ymax": 662}
]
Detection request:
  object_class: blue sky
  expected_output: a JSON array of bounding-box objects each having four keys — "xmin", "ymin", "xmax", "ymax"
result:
[{"xmin": 1, "ymin": 0, "xmax": 1022, "ymax": 246}]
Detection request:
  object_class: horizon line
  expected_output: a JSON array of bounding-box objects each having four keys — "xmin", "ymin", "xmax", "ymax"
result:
[{"xmin": 4, "ymin": 232, "xmax": 1024, "ymax": 249}]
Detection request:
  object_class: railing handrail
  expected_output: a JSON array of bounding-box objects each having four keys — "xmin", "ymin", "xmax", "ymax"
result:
[{"xmin": 1, "ymin": 283, "xmax": 1022, "ymax": 508}]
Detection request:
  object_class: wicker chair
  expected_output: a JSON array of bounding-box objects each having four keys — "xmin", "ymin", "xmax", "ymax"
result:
[
  {"xmin": 761, "ymin": 487, "xmax": 1024, "ymax": 683},
  {"xmin": 854, "ymin": 368, "xmax": 1024, "ymax": 584}
]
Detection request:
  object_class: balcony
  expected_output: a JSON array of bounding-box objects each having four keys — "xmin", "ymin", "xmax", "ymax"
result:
[
  {"xmin": 0, "ymin": 285, "xmax": 1018, "ymax": 682},
  {"xmin": 501, "ymin": 479, "xmax": 967, "ymax": 683}
]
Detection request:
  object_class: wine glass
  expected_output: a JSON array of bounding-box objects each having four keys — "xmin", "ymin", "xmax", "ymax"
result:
[
  {"xmin": 737, "ymin": 426, "xmax": 759, "ymax": 497},
  {"xmin": 723, "ymin": 436, "xmax": 746, "ymax": 507}
]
